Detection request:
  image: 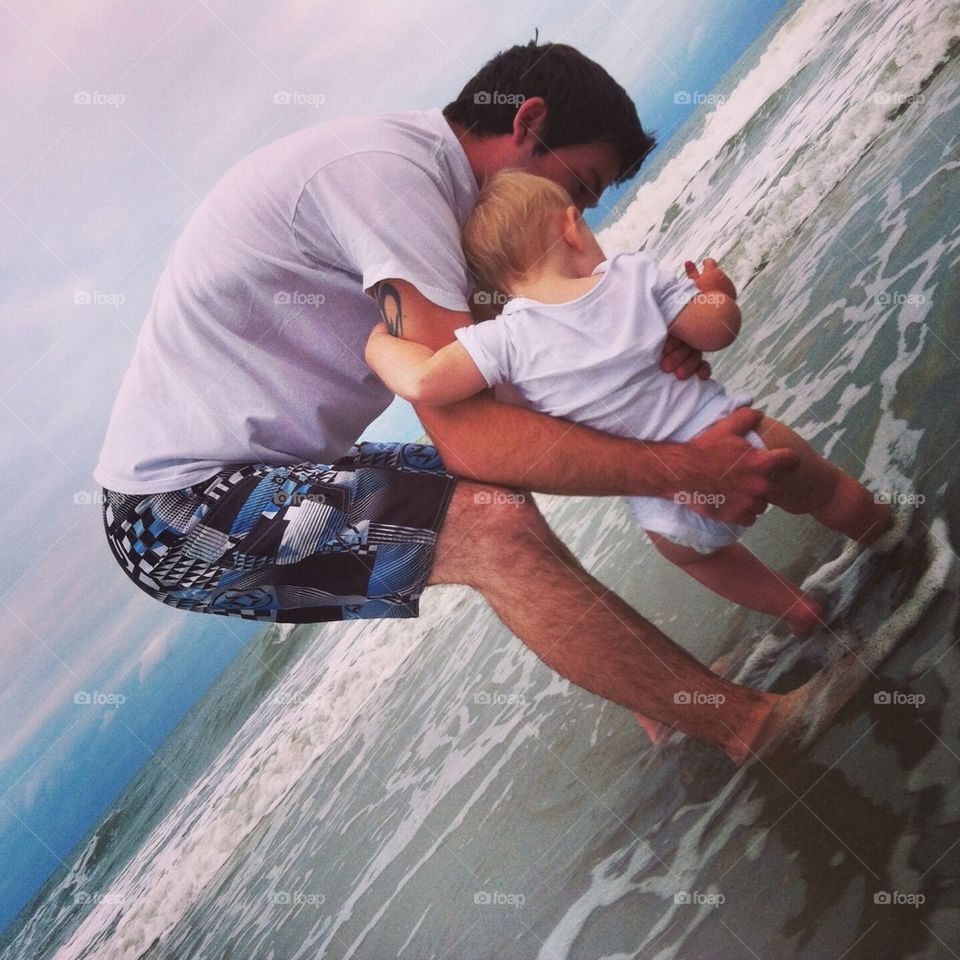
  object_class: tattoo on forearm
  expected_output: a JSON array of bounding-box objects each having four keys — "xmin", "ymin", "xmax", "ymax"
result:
[{"xmin": 375, "ymin": 282, "xmax": 403, "ymax": 337}]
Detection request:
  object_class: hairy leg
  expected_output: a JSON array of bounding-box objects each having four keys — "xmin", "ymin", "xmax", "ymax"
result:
[
  {"xmin": 755, "ymin": 417, "xmax": 892, "ymax": 544},
  {"xmin": 426, "ymin": 480, "xmax": 778, "ymax": 763}
]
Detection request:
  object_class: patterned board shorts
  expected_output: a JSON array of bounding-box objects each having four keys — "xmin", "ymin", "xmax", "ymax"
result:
[{"xmin": 101, "ymin": 442, "xmax": 458, "ymax": 623}]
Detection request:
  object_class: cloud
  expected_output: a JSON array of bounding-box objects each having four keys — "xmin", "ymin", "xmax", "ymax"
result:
[
  {"xmin": 686, "ymin": 22, "xmax": 707, "ymax": 57},
  {"xmin": 136, "ymin": 621, "xmax": 178, "ymax": 683}
]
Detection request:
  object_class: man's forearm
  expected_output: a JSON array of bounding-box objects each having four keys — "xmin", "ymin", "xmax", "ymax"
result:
[{"xmin": 415, "ymin": 391, "xmax": 691, "ymax": 497}]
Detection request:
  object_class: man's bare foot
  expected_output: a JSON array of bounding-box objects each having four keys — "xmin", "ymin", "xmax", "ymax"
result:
[
  {"xmin": 722, "ymin": 651, "xmax": 870, "ymax": 765},
  {"xmin": 785, "ymin": 594, "xmax": 825, "ymax": 637}
]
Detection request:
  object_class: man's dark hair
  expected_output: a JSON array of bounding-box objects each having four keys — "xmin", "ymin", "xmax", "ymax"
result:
[{"xmin": 442, "ymin": 39, "xmax": 656, "ymax": 184}]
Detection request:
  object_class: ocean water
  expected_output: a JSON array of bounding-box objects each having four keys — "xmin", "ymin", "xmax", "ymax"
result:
[{"xmin": 3, "ymin": 0, "xmax": 959, "ymax": 957}]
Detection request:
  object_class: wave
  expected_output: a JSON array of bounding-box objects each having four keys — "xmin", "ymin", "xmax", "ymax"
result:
[
  {"xmin": 47, "ymin": 612, "xmax": 446, "ymax": 960},
  {"xmin": 599, "ymin": 0, "xmax": 960, "ymax": 282}
]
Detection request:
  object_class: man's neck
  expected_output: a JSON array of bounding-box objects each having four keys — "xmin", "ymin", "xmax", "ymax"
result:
[{"xmin": 444, "ymin": 116, "xmax": 506, "ymax": 188}]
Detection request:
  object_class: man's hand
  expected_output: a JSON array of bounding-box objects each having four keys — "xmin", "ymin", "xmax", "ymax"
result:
[
  {"xmin": 660, "ymin": 336, "xmax": 712, "ymax": 381},
  {"xmin": 685, "ymin": 257, "xmax": 738, "ymax": 300},
  {"xmin": 683, "ymin": 408, "xmax": 800, "ymax": 525}
]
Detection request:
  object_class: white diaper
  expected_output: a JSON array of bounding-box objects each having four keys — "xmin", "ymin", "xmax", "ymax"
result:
[{"xmin": 624, "ymin": 425, "xmax": 766, "ymax": 554}]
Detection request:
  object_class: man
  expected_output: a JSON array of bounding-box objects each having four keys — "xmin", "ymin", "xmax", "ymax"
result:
[{"xmin": 95, "ymin": 40, "xmax": 811, "ymax": 764}]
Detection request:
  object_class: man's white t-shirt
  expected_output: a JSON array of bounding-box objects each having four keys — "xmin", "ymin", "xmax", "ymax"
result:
[
  {"xmin": 453, "ymin": 251, "xmax": 749, "ymax": 444},
  {"xmin": 93, "ymin": 108, "xmax": 478, "ymax": 493}
]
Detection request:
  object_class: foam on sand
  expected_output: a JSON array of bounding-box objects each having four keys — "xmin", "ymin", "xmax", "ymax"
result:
[{"xmin": 723, "ymin": 514, "xmax": 958, "ymax": 753}]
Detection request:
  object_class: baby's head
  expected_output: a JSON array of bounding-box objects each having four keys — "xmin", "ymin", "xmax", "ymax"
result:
[{"xmin": 462, "ymin": 169, "xmax": 602, "ymax": 298}]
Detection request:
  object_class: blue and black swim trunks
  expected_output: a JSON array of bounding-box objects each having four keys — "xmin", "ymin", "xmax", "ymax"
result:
[{"xmin": 101, "ymin": 442, "xmax": 457, "ymax": 623}]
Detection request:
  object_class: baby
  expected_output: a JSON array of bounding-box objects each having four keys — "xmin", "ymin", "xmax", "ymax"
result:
[{"xmin": 364, "ymin": 169, "xmax": 893, "ymax": 636}]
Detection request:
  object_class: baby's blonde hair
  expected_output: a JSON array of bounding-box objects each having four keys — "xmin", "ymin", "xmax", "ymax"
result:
[{"xmin": 462, "ymin": 169, "xmax": 573, "ymax": 297}]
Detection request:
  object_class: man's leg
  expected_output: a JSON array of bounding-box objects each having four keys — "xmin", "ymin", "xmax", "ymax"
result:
[{"xmin": 425, "ymin": 480, "xmax": 781, "ymax": 763}]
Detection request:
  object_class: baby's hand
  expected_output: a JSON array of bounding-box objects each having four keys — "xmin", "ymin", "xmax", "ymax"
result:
[{"xmin": 684, "ymin": 258, "xmax": 738, "ymax": 301}]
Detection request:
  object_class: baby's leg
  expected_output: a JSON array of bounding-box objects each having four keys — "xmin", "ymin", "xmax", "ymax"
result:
[
  {"xmin": 647, "ymin": 534, "xmax": 823, "ymax": 636},
  {"xmin": 630, "ymin": 533, "xmax": 823, "ymax": 744},
  {"xmin": 754, "ymin": 417, "xmax": 892, "ymax": 545}
]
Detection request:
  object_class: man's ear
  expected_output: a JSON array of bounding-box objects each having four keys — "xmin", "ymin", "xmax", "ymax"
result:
[{"xmin": 512, "ymin": 97, "xmax": 547, "ymax": 148}]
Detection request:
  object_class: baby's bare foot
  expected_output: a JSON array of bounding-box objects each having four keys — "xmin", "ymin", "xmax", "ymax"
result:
[{"xmin": 632, "ymin": 711, "xmax": 672, "ymax": 744}]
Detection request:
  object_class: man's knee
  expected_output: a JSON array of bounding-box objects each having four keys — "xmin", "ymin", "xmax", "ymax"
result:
[{"xmin": 444, "ymin": 480, "xmax": 543, "ymax": 531}]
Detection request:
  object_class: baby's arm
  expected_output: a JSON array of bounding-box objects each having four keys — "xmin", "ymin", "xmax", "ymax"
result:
[
  {"xmin": 667, "ymin": 292, "xmax": 741, "ymax": 351},
  {"xmin": 364, "ymin": 322, "xmax": 488, "ymax": 405},
  {"xmin": 666, "ymin": 258, "xmax": 741, "ymax": 351}
]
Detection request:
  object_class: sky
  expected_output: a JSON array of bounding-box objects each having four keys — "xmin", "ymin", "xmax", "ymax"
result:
[{"xmin": 0, "ymin": 0, "xmax": 789, "ymax": 934}]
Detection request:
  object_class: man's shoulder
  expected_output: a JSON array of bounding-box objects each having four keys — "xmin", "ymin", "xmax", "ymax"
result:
[{"xmin": 277, "ymin": 108, "xmax": 452, "ymax": 171}]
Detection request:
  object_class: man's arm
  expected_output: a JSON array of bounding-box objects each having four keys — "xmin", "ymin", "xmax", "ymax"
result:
[{"xmin": 368, "ymin": 278, "xmax": 798, "ymax": 522}]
